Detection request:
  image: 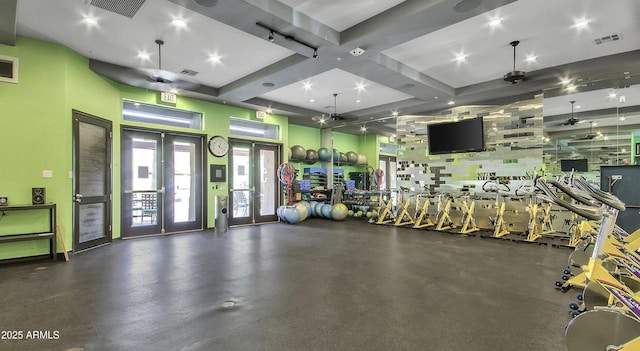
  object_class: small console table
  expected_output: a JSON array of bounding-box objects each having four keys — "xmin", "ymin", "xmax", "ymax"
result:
[{"xmin": 0, "ymin": 203, "xmax": 57, "ymax": 261}]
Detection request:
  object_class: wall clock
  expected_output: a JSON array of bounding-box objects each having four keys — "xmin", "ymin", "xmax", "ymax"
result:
[{"xmin": 208, "ymin": 135, "xmax": 229, "ymax": 157}]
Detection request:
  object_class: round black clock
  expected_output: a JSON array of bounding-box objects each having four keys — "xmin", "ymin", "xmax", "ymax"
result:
[{"xmin": 208, "ymin": 135, "xmax": 229, "ymax": 157}]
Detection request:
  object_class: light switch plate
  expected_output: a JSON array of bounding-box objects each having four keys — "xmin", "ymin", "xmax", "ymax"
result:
[{"xmin": 42, "ymin": 170, "xmax": 53, "ymax": 178}]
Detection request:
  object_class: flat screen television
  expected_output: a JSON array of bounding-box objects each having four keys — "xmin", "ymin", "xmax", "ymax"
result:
[
  {"xmin": 560, "ymin": 158, "xmax": 588, "ymax": 172},
  {"xmin": 427, "ymin": 117, "xmax": 485, "ymax": 155}
]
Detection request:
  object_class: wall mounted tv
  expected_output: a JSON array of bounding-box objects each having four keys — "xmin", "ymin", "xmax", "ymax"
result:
[
  {"xmin": 560, "ymin": 158, "xmax": 588, "ymax": 172},
  {"xmin": 427, "ymin": 117, "xmax": 485, "ymax": 155}
]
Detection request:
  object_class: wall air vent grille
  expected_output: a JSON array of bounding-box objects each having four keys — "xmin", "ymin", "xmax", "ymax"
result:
[
  {"xmin": 89, "ymin": 0, "xmax": 146, "ymax": 18},
  {"xmin": 593, "ymin": 34, "xmax": 620, "ymax": 45},
  {"xmin": 180, "ymin": 69, "xmax": 199, "ymax": 76}
]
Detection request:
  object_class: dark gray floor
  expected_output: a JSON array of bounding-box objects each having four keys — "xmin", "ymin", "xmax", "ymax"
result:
[{"xmin": 1, "ymin": 219, "xmax": 575, "ymax": 351}]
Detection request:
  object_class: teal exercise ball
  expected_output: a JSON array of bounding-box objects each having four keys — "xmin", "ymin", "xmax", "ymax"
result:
[
  {"xmin": 284, "ymin": 206, "xmax": 301, "ymax": 224},
  {"xmin": 318, "ymin": 148, "xmax": 330, "ymax": 162},
  {"xmin": 290, "ymin": 145, "xmax": 306, "ymax": 162},
  {"xmin": 333, "ymin": 149, "xmax": 340, "ymax": 162},
  {"xmin": 346, "ymin": 151, "xmax": 358, "ymax": 166},
  {"xmin": 321, "ymin": 204, "xmax": 332, "ymax": 218},
  {"xmin": 331, "ymin": 203, "xmax": 349, "ymax": 221},
  {"xmin": 304, "ymin": 149, "xmax": 318, "ymax": 164}
]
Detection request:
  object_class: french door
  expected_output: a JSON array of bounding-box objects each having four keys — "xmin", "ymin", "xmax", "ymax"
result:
[
  {"xmin": 121, "ymin": 128, "xmax": 205, "ymax": 236},
  {"xmin": 72, "ymin": 110, "xmax": 112, "ymax": 251},
  {"xmin": 228, "ymin": 141, "xmax": 280, "ymax": 225}
]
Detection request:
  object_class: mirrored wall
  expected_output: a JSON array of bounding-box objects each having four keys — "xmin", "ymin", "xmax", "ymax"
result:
[{"xmin": 542, "ymin": 84, "xmax": 640, "ymax": 178}]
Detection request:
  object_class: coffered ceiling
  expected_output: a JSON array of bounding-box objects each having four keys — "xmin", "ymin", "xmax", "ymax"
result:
[{"xmin": 4, "ymin": 0, "xmax": 640, "ymax": 135}]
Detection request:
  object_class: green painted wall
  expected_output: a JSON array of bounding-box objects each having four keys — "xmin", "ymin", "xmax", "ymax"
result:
[{"xmin": 0, "ymin": 36, "xmax": 379, "ymax": 260}]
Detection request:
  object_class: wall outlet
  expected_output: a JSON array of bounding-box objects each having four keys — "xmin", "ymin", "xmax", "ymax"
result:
[{"xmin": 612, "ymin": 175, "xmax": 622, "ymax": 180}]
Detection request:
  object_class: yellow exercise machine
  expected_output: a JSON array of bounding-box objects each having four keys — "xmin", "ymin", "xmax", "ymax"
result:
[
  {"xmin": 413, "ymin": 193, "xmax": 435, "ymax": 229},
  {"xmin": 536, "ymin": 176, "xmax": 640, "ymax": 351},
  {"xmin": 525, "ymin": 198, "xmax": 554, "ymax": 242},
  {"xmin": 394, "ymin": 187, "xmax": 416, "ymax": 226},
  {"xmin": 376, "ymin": 190, "xmax": 396, "ymax": 225},
  {"xmin": 456, "ymin": 194, "xmax": 479, "ymax": 234},
  {"xmin": 435, "ymin": 193, "xmax": 454, "ymax": 231}
]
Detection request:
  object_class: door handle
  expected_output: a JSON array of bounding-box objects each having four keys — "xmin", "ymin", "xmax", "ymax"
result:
[{"xmin": 74, "ymin": 194, "xmax": 83, "ymax": 203}]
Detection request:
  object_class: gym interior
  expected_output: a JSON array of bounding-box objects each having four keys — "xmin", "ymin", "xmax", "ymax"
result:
[{"xmin": 1, "ymin": 0, "xmax": 639, "ymax": 350}]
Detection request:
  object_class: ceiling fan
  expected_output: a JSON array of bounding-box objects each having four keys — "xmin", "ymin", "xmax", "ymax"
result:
[
  {"xmin": 330, "ymin": 93, "xmax": 345, "ymax": 121},
  {"xmin": 561, "ymin": 100, "xmax": 580, "ymax": 126},
  {"xmin": 138, "ymin": 39, "xmax": 198, "ymax": 91},
  {"xmin": 573, "ymin": 121, "xmax": 599, "ymax": 140},
  {"xmin": 503, "ymin": 40, "xmax": 527, "ymax": 84}
]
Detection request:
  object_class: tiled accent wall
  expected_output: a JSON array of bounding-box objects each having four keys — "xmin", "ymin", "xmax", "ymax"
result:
[{"xmin": 396, "ymin": 95, "xmax": 544, "ymax": 194}]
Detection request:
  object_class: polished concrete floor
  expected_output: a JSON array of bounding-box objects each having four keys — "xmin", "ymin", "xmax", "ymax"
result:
[{"xmin": 1, "ymin": 219, "xmax": 575, "ymax": 351}]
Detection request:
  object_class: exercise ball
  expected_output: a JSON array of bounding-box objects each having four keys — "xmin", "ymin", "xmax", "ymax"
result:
[
  {"xmin": 321, "ymin": 204, "xmax": 332, "ymax": 218},
  {"xmin": 295, "ymin": 202, "xmax": 309, "ymax": 221},
  {"xmin": 314, "ymin": 203, "xmax": 324, "ymax": 218},
  {"xmin": 333, "ymin": 149, "xmax": 340, "ymax": 162},
  {"xmin": 348, "ymin": 210, "xmax": 354, "ymax": 216},
  {"xmin": 356, "ymin": 153, "xmax": 368, "ymax": 166},
  {"xmin": 284, "ymin": 206, "xmax": 301, "ymax": 224},
  {"xmin": 340, "ymin": 153, "xmax": 348, "ymax": 164},
  {"xmin": 346, "ymin": 151, "xmax": 358, "ymax": 166},
  {"xmin": 309, "ymin": 201, "xmax": 318, "ymax": 217},
  {"xmin": 331, "ymin": 203, "xmax": 349, "ymax": 221},
  {"xmin": 304, "ymin": 149, "xmax": 318, "ymax": 164},
  {"xmin": 277, "ymin": 205, "xmax": 288, "ymax": 222},
  {"xmin": 318, "ymin": 148, "xmax": 331, "ymax": 162},
  {"xmin": 290, "ymin": 145, "xmax": 306, "ymax": 162}
]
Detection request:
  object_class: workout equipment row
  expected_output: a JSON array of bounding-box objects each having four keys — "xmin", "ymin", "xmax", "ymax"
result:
[{"xmin": 535, "ymin": 175, "xmax": 640, "ymax": 351}]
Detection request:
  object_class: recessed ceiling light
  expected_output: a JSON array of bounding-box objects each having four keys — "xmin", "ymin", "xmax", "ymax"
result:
[
  {"xmin": 577, "ymin": 120, "xmax": 587, "ymax": 124},
  {"xmin": 608, "ymin": 92, "xmax": 617, "ymax": 98},
  {"xmin": 319, "ymin": 118, "xmax": 327, "ymax": 125},
  {"xmin": 169, "ymin": 88, "xmax": 179, "ymax": 94},
  {"xmin": 560, "ymin": 77, "xmax": 572, "ymax": 85},
  {"xmin": 356, "ymin": 99, "xmax": 361, "ymax": 103},
  {"xmin": 309, "ymin": 99, "xmax": 315, "ymax": 103},
  {"xmin": 525, "ymin": 54, "xmax": 537, "ymax": 63},
  {"xmin": 172, "ymin": 18, "xmax": 187, "ymax": 28},
  {"xmin": 621, "ymin": 148, "xmax": 626, "ymax": 153},
  {"xmin": 303, "ymin": 81, "xmax": 312, "ymax": 91},
  {"xmin": 266, "ymin": 108, "xmax": 273, "ymax": 113},
  {"xmin": 137, "ymin": 51, "xmax": 150, "ymax": 60},
  {"xmin": 454, "ymin": 53, "xmax": 467, "ymax": 63},
  {"xmin": 592, "ymin": 122, "xmax": 598, "ymax": 126},
  {"xmin": 620, "ymin": 117, "xmax": 626, "ymax": 121},
  {"xmin": 566, "ymin": 85, "xmax": 577, "ymax": 92},
  {"xmin": 573, "ymin": 18, "xmax": 590, "ymax": 29},
  {"xmin": 83, "ymin": 16, "xmax": 98, "ymax": 25},
  {"xmin": 434, "ymin": 96, "xmax": 438, "ymax": 99},
  {"xmin": 448, "ymin": 100, "xmax": 455, "ymax": 105},
  {"xmin": 392, "ymin": 111, "xmax": 399, "ymax": 117},
  {"xmin": 360, "ymin": 126, "xmax": 367, "ymax": 133},
  {"xmin": 356, "ymin": 82, "xmax": 366, "ymax": 91},
  {"xmin": 488, "ymin": 18, "xmax": 502, "ymax": 27},
  {"xmin": 575, "ymin": 105, "xmax": 581, "ymax": 109},
  {"xmin": 208, "ymin": 53, "xmax": 222, "ymax": 64}
]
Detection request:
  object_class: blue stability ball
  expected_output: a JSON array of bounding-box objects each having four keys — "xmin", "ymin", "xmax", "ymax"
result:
[
  {"xmin": 321, "ymin": 204, "xmax": 333, "ymax": 218},
  {"xmin": 277, "ymin": 205, "xmax": 288, "ymax": 222},
  {"xmin": 284, "ymin": 206, "xmax": 301, "ymax": 224},
  {"xmin": 309, "ymin": 201, "xmax": 318, "ymax": 217},
  {"xmin": 318, "ymin": 148, "xmax": 331, "ymax": 162},
  {"xmin": 314, "ymin": 203, "xmax": 324, "ymax": 218}
]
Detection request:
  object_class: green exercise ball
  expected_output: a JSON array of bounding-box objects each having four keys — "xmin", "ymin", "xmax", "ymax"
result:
[
  {"xmin": 356, "ymin": 153, "xmax": 368, "ymax": 166},
  {"xmin": 333, "ymin": 149, "xmax": 340, "ymax": 162},
  {"xmin": 318, "ymin": 148, "xmax": 331, "ymax": 162}
]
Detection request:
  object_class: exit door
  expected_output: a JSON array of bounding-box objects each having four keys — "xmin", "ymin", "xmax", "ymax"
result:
[{"xmin": 228, "ymin": 141, "xmax": 280, "ymax": 225}]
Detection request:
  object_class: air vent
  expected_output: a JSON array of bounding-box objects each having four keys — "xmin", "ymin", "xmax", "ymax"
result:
[
  {"xmin": 593, "ymin": 34, "xmax": 620, "ymax": 45},
  {"xmin": 89, "ymin": 0, "xmax": 146, "ymax": 18},
  {"xmin": 180, "ymin": 69, "xmax": 199, "ymax": 76}
]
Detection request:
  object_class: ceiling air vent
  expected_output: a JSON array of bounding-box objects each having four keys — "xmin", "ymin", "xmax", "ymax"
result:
[
  {"xmin": 593, "ymin": 34, "xmax": 620, "ymax": 45},
  {"xmin": 180, "ymin": 69, "xmax": 199, "ymax": 76},
  {"xmin": 89, "ymin": 0, "xmax": 146, "ymax": 18}
]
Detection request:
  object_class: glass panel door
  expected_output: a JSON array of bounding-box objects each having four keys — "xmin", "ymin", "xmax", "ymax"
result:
[
  {"xmin": 121, "ymin": 130, "xmax": 163, "ymax": 236},
  {"xmin": 121, "ymin": 129, "xmax": 204, "ymax": 236},
  {"xmin": 228, "ymin": 141, "xmax": 280, "ymax": 225}
]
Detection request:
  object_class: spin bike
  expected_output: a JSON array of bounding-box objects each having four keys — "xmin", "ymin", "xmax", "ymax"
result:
[{"xmin": 536, "ymin": 176, "xmax": 640, "ymax": 351}]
